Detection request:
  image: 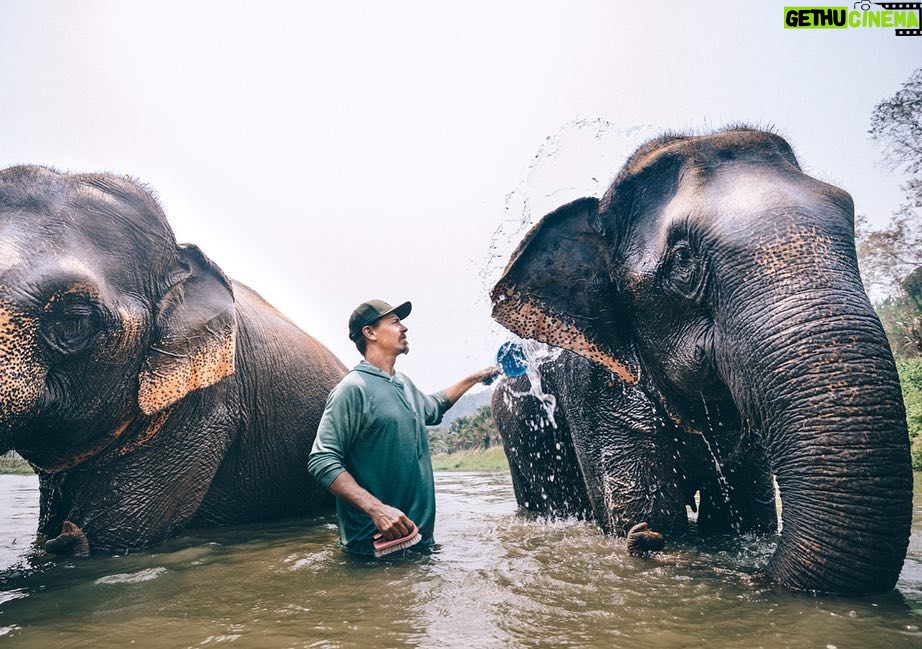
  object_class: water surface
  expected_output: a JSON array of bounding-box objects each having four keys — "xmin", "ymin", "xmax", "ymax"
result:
[{"xmin": 1, "ymin": 472, "xmax": 921, "ymax": 648}]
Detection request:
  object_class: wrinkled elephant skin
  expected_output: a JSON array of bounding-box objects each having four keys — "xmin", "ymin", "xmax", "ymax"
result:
[
  {"xmin": 490, "ymin": 128, "xmax": 912, "ymax": 595},
  {"xmin": 0, "ymin": 166, "xmax": 347, "ymax": 554}
]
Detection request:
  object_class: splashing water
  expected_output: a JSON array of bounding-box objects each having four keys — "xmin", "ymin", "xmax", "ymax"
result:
[
  {"xmin": 498, "ymin": 339, "xmax": 563, "ymax": 428},
  {"xmin": 481, "ymin": 119, "xmax": 662, "ymax": 434},
  {"xmin": 481, "ymin": 118, "xmax": 661, "ymax": 295},
  {"xmin": 696, "ymin": 395, "xmax": 742, "ymax": 533}
]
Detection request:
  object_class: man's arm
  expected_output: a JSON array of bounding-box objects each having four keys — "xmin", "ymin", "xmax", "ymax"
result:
[
  {"xmin": 439, "ymin": 366, "xmax": 498, "ymax": 406},
  {"xmin": 327, "ymin": 471, "xmax": 415, "ymax": 540}
]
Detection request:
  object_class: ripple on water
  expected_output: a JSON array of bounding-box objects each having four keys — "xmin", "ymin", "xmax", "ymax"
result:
[
  {"xmin": 0, "ymin": 589, "xmax": 27, "ymax": 606},
  {"xmin": 94, "ymin": 567, "xmax": 167, "ymax": 585}
]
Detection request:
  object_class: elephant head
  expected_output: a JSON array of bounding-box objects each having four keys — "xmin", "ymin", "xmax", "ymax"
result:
[
  {"xmin": 0, "ymin": 165, "xmax": 236, "ymax": 473},
  {"xmin": 491, "ymin": 128, "xmax": 912, "ymax": 594}
]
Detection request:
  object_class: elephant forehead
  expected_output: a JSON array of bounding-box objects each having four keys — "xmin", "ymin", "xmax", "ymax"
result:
[
  {"xmin": 0, "ymin": 239, "xmax": 26, "ymax": 274},
  {"xmin": 56, "ymin": 255, "xmax": 95, "ymax": 278},
  {"xmin": 0, "ymin": 300, "xmax": 43, "ymax": 419},
  {"xmin": 698, "ymin": 165, "xmax": 848, "ymax": 225},
  {"xmin": 671, "ymin": 169, "xmax": 800, "ymax": 229}
]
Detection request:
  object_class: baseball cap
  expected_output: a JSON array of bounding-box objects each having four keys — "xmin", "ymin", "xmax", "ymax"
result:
[{"xmin": 348, "ymin": 299, "xmax": 412, "ymax": 341}]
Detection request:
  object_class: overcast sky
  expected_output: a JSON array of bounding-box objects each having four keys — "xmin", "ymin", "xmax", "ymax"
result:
[{"xmin": 0, "ymin": 1, "xmax": 918, "ymax": 392}]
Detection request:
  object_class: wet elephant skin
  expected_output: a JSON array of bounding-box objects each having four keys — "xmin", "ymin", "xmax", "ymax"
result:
[
  {"xmin": 0, "ymin": 166, "xmax": 346, "ymax": 554},
  {"xmin": 490, "ymin": 127, "xmax": 912, "ymax": 595}
]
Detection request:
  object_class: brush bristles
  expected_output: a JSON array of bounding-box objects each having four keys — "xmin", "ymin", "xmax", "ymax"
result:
[{"xmin": 373, "ymin": 531, "xmax": 422, "ymax": 558}]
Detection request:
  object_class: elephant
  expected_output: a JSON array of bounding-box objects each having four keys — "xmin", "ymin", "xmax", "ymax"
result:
[
  {"xmin": 0, "ymin": 165, "xmax": 347, "ymax": 555},
  {"xmin": 490, "ymin": 127, "xmax": 913, "ymax": 595}
]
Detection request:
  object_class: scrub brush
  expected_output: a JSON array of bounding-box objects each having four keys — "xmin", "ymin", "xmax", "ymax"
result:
[{"xmin": 373, "ymin": 523, "xmax": 422, "ymax": 558}]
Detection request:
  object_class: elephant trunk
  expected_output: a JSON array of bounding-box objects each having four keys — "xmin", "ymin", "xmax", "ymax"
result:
[{"xmin": 724, "ymin": 290, "xmax": 912, "ymax": 594}]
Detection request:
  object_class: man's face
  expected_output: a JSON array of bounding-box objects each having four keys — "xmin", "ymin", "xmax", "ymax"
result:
[{"xmin": 368, "ymin": 313, "xmax": 409, "ymax": 356}]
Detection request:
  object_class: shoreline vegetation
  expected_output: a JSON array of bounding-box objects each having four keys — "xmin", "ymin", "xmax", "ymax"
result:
[
  {"xmin": 0, "ymin": 452, "xmax": 31, "ymax": 475},
  {"xmin": 0, "ymin": 447, "xmax": 512, "ymax": 475},
  {"xmin": 431, "ymin": 446, "xmax": 509, "ymax": 472},
  {"xmin": 4, "ymin": 446, "xmax": 922, "ymax": 477}
]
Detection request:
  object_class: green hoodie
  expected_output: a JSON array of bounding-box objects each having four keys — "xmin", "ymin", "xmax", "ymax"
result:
[{"xmin": 308, "ymin": 360, "xmax": 451, "ymax": 554}]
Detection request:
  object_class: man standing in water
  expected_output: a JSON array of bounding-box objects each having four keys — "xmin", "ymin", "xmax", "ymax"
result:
[{"xmin": 308, "ymin": 299, "xmax": 497, "ymax": 556}]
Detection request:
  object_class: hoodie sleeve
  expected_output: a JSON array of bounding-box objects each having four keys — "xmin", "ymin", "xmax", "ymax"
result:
[
  {"xmin": 423, "ymin": 391, "xmax": 452, "ymax": 427},
  {"xmin": 307, "ymin": 377, "xmax": 367, "ymax": 489}
]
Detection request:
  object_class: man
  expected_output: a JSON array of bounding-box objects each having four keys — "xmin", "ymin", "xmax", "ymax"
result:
[{"xmin": 307, "ymin": 299, "xmax": 497, "ymax": 556}]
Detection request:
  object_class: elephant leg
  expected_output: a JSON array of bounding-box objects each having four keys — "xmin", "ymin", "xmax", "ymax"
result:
[
  {"xmin": 557, "ymin": 353, "xmax": 689, "ymax": 537},
  {"xmin": 680, "ymin": 427, "xmax": 776, "ymax": 535},
  {"xmin": 493, "ymin": 376, "xmax": 592, "ymax": 518}
]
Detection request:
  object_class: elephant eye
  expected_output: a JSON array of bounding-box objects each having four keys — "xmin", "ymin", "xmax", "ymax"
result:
[
  {"xmin": 41, "ymin": 298, "xmax": 103, "ymax": 358},
  {"xmin": 664, "ymin": 242, "xmax": 705, "ymax": 300}
]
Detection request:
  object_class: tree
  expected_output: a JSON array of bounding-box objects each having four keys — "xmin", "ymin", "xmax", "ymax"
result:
[
  {"xmin": 427, "ymin": 405, "xmax": 499, "ymax": 454},
  {"xmin": 861, "ymin": 68, "xmax": 922, "ymax": 463},
  {"xmin": 860, "ymin": 67, "xmax": 922, "ymax": 301},
  {"xmin": 855, "ymin": 212, "xmax": 922, "ymax": 301},
  {"xmin": 858, "ymin": 68, "xmax": 922, "ymax": 359},
  {"xmin": 869, "ymin": 67, "xmax": 922, "ymax": 208}
]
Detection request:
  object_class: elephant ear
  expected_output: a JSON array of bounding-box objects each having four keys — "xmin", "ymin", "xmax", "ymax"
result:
[
  {"xmin": 138, "ymin": 244, "xmax": 237, "ymax": 415},
  {"xmin": 491, "ymin": 197, "xmax": 638, "ymax": 385}
]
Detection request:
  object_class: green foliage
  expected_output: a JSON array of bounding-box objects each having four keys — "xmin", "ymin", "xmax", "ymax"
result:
[
  {"xmin": 428, "ymin": 404, "xmax": 508, "ymax": 471},
  {"xmin": 428, "ymin": 405, "xmax": 500, "ymax": 455},
  {"xmin": 862, "ymin": 68, "xmax": 922, "ymax": 356},
  {"xmin": 869, "ymin": 66, "xmax": 922, "ymax": 208},
  {"xmin": 898, "ymin": 358, "xmax": 922, "ymax": 470},
  {"xmin": 0, "ymin": 452, "xmax": 31, "ymax": 475},
  {"xmin": 431, "ymin": 446, "xmax": 509, "ymax": 472},
  {"xmin": 876, "ymin": 297, "xmax": 922, "ymax": 358}
]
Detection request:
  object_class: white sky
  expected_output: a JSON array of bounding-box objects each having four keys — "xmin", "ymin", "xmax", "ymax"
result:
[{"xmin": 0, "ymin": 1, "xmax": 918, "ymax": 391}]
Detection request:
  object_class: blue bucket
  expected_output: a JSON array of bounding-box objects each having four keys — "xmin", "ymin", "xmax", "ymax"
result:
[{"xmin": 496, "ymin": 341, "xmax": 528, "ymax": 378}]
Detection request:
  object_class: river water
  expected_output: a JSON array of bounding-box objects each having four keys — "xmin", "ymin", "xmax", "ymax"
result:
[{"xmin": 1, "ymin": 472, "xmax": 921, "ymax": 648}]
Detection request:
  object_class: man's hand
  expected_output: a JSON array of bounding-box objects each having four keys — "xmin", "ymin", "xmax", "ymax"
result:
[
  {"xmin": 474, "ymin": 366, "xmax": 501, "ymax": 385},
  {"xmin": 443, "ymin": 366, "xmax": 500, "ymax": 403},
  {"xmin": 368, "ymin": 503, "xmax": 415, "ymax": 540}
]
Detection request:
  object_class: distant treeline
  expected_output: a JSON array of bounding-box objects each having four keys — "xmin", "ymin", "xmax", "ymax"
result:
[
  {"xmin": 428, "ymin": 405, "xmax": 500, "ymax": 455},
  {"xmin": 0, "ymin": 451, "xmax": 30, "ymax": 474}
]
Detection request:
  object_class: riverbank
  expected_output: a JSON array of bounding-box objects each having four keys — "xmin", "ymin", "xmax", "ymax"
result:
[
  {"xmin": 0, "ymin": 448, "xmax": 512, "ymax": 474},
  {"xmin": 431, "ymin": 446, "xmax": 509, "ymax": 472}
]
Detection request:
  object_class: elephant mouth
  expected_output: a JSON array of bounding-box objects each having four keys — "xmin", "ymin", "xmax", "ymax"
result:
[{"xmin": 14, "ymin": 416, "xmax": 134, "ymax": 473}]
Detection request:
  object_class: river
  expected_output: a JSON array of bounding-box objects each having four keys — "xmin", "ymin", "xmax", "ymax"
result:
[{"xmin": 1, "ymin": 471, "xmax": 921, "ymax": 648}]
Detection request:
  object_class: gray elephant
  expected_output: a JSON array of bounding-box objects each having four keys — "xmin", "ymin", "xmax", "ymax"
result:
[
  {"xmin": 0, "ymin": 165, "xmax": 347, "ymax": 555},
  {"xmin": 490, "ymin": 127, "xmax": 912, "ymax": 595}
]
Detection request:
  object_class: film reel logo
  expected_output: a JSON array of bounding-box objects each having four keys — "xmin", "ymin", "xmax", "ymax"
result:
[{"xmin": 872, "ymin": 2, "xmax": 922, "ymax": 35}]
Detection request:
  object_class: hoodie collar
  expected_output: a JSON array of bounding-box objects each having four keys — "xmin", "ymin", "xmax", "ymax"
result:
[{"xmin": 354, "ymin": 360, "xmax": 403, "ymax": 385}]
